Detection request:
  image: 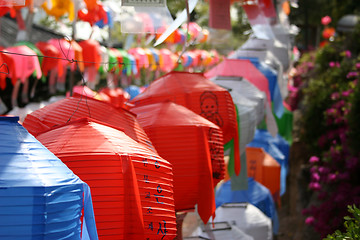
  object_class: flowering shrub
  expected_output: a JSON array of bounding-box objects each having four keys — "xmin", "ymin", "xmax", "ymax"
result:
[{"xmin": 296, "ymin": 22, "xmax": 360, "ymax": 238}]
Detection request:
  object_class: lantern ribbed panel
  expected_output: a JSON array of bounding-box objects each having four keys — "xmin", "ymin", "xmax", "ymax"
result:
[
  {"xmin": 23, "ymin": 96, "xmax": 157, "ymax": 153},
  {"xmin": 131, "ymin": 102, "xmax": 225, "ymax": 223},
  {"xmin": 0, "ymin": 116, "xmax": 86, "ymax": 240},
  {"xmin": 36, "ymin": 119, "xmax": 176, "ymax": 240}
]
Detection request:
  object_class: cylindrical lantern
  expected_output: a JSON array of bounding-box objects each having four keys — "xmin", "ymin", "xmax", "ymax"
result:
[
  {"xmin": 23, "ymin": 96, "xmax": 157, "ymax": 153},
  {"xmin": 131, "ymin": 102, "xmax": 225, "ymax": 224},
  {"xmin": 131, "ymin": 71, "xmax": 240, "ymax": 176},
  {"xmin": 36, "ymin": 118, "xmax": 176, "ymax": 240},
  {"xmin": 0, "ymin": 116, "xmax": 97, "ymax": 240}
]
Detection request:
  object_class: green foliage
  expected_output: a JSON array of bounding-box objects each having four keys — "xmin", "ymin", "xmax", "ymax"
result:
[
  {"xmin": 289, "ymin": 0, "xmax": 360, "ymax": 49},
  {"xmin": 299, "ymin": 24, "xmax": 360, "ymax": 152},
  {"xmin": 324, "ymin": 205, "xmax": 360, "ymax": 240}
]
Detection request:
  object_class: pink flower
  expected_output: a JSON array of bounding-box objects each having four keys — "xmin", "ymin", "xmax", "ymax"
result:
[
  {"xmin": 331, "ymin": 92, "xmax": 340, "ymax": 100},
  {"xmin": 305, "ymin": 216, "xmax": 315, "ymax": 225},
  {"xmin": 327, "ymin": 173, "xmax": 337, "ymax": 182},
  {"xmin": 347, "ymin": 71, "xmax": 358, "ymax": 79},
  {"xmin": 342, "ymin": 89, "xmax": 353, "ymax": 97},
  {"xmin": 336, "ymin": 62, "xmax": 341, "ymax": 68},
  {"xmin": 345, "ymin": 50, "xmax": 352, "ymax": 58},
  {"xmin": 318, "ymin": 167, "xmax": 330, "ymax": 174},
  {"xmin": 309, "ymin": 156, "xmax": 319, "ymax": 163},
  {"xmin": 321, "ymin": 16, "xmax": 332, "ymax": 25},
  {"xmin": 329, "ymin": 62, "xmax": 335, "ymax": 68},
  {"xmin": 309, "ymin": 182, "xmax": 321, "ymax": 191},
  {"xmin": 356, "ymin": 62, "xmax": 360, "ymax": 69},
  {"xmin": 312, "ymin": 172, "xmax": 320, "ymax": 181}
]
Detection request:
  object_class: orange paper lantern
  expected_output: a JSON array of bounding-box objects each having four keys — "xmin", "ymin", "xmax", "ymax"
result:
[
  {"xmin": 23, "ymin": 96, "xmax": 157, "ymax": 153},
  {"xmin": 246, "ymin": 147, "xmax": 281, "ymax": 202},
  {"xmin": 131, "ymin": 71, "xmax": 241, "ymax": 175},
  {"xmin": 36, "ymin": 118, "xmax": 176, "ymax": 239},
  {"xmin": 131, "ymin": 101, "xmax": 225, "ymax": 224}
]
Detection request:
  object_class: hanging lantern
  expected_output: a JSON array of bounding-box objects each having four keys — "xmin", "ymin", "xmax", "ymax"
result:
[
  {"xmin": 0, "ymin": 45, "xmax": 42, "ymax": 107},
  {"xmin": 48, "ymin": 38, "xmax": 84, "ymax": 74},
  {"xmin": 205, "ymin": 59, "xmax": 272, "ymax": 108},
  {"xmin": 248, "ymin": 129, "xmax": 288, "ymax": 197},
  {"xmin": 0, "ymin": 116, "xmax": 98, "ymax": 239},
  {"xmin": 36, "ymin": 41, "xmax": 62, "ymax": 77},
  {"xmin": 246, "ymin": 147, "xmax": 281, "ymax": 203},
  {"xmin": 0, "ymin": 45, "xmax": 42, "ymax": 86},
  {"xmin": 209, "ymin": 75, "xmax": 266, "ymax": 126},
  {"xmin": 225, "ymin": 90, "xmax": 258, "ymax": 183},
  {"xmin": 213, "ymin": 203, "xmax": 273, "ymax": 240},
  {"xmin": 215, "ymin": 178, "xmax": 280, "ymax": 235},
  {"xmin": 131, "ymin": 101, "xmax": 225, "ymax": 224},
  {"xmin": 99, "ymin": 87, "xmax": 130, "ymax": 108},
  {"xmin": 125, "ymin": 85, "xmax": 141, "ymax": 100},
  {"xmin": 36, "ymin": 118, "xmax": 176, "ymax": 239},
  {"xmin": 41, "ymin": 0, "xmax": 75, "ymax": 21},
  {"xmin": 78, "ymin": 0, "xmax": 108, "ymax": 26},
  {"xmin": 78, "ymin": 39, "xmax": 102, "ymax": 69},
  {"xmin": 23, "ymin": 96, "xmax": 157, "ymax": 153},
  {"xmin": 69, "ymin": 85, "xmax": 103, "ymax": 100},
  {"xmin": 131, "ymin": 71, "xmax": 241, "ymax": 176}
]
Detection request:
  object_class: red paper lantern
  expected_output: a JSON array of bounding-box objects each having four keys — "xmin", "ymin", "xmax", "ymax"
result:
[
  {"xmin": 36, "ymin": 118, "xmax": 176, "ymax": 239},
  {"xmin": 78, "ymin": 39, "xmax": 102, "ymax": 69},
  {"xmin": 131, "ymin": 101, "xmax": 225, "ymax": 224},
  {"xmin": 131, "ymin": 71, "xmax": 241, "ymax": 175},
  {"xmin": 36, "ymin": 41, "xmax": 62, "ymax": 77},
  {"xmin": 78, "ymin": 0, "xmax": 108, "ymax": 26},
  {"xmin": 99, "ymin": 87, "xmax": 131, "ymax": 108},
  {"xmin": 23, "ymin": 96, "xmax": 157, "ymax": 153}
]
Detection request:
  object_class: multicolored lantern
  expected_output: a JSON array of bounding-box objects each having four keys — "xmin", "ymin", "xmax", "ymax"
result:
[{"xmin": 78, "ymin": 0, "xmax": 108, "ymax": 26}]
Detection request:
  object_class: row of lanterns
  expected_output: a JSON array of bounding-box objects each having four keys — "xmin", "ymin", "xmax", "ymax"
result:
[{"xmin": 1, "ymin": 57, "xmax": 293, "ymax": 239}]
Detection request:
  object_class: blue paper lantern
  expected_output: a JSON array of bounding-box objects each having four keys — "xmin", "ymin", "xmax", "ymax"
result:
[
  {"xmin": 125, "ymin": 85, "xmax": 141, "ymax": 100},
  {"xmin": 239, "ymin": 57, "xmax": 284, "ymax": 118},
  {"xmin": 0, "ymin": 116, "xmax": 97, "ymax": 240}
]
